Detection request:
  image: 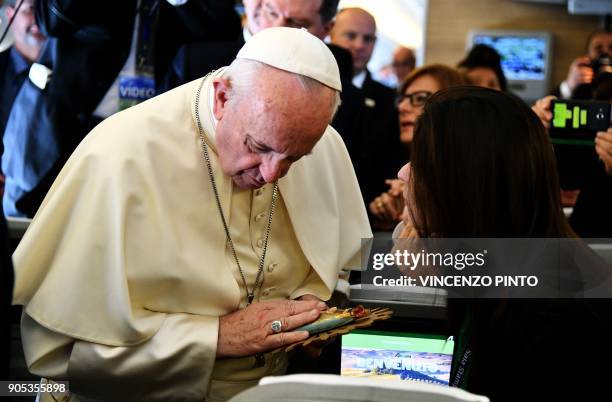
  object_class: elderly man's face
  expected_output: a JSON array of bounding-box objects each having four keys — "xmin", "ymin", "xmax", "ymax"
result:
[
  {"xmin": 5, "ymin": 0, "xmax": 45, "ymax": 63},
  {"xmin": 256, "ymin": 0, "xmax": 329, "ymax": 40},
  {"xmin": 212, "ymin": 68, "xmax": 334, "ymax": 189},
  {"xmin": 330, "ymin": 8, "xmax": 377, "ymax": 76}
]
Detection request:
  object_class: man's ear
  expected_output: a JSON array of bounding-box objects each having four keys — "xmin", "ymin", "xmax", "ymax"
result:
[{"xmin": 212, "ymin": 77, "xmax": 232, "ymax": 120}]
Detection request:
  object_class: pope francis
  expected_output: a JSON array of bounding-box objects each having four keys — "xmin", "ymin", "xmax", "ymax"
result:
[{"xmin": 12, "ymin": 27, "xmax": 371, "ymax": 401}]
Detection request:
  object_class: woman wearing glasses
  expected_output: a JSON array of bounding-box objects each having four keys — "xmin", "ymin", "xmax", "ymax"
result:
[{"xmin": 369, "ymin": 64, "xmax": 464, "ymax": 229}]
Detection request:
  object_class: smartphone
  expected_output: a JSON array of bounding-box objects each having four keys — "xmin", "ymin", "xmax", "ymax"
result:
[{"xmin": 550, "ymin": 100, "xmax": 611, "ymax": 145}]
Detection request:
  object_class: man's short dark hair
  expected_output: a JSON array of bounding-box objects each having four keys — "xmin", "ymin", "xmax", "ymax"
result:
[{"xmin": 318, "ymin": 0, "xmax": 339, "ymax": 24}]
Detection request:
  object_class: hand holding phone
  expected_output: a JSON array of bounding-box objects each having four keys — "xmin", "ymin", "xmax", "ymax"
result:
[{"xmin": 550, "ymin": 99, "xmax": 611, "ymax": 145}]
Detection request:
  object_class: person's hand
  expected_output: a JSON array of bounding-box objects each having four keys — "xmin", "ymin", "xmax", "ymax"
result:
[
  {"xmin": 295, "ymin": 294, "xmax": 337, "ymax": 357},
  {"xmin": 385, "ymin": 179, "xmax": 405, "ymax": 197},
  {"xmin": 595, "ymin": 128, "xmax": 612, "ymax": 176},
  {"xmin": 565, "ymin": 56, "xmax": 594, "ymax": 93},
  {"xmin": 397, "ymin": 207, "xmax": 418, "ymax": 239},
  {"xmin": 216, "ymin": 299, "xmax": 326, "ymax": 358},
  {"xmin": 369, "ymin": 193, "xmax": 402, "ymax": 221},
  {"xmin": 369, "ymin": 179, "xmax": 406, "ymax": 224},
  {"xmin": 532, "ymin": 95, "xmax": 556, "ymax": 129}
]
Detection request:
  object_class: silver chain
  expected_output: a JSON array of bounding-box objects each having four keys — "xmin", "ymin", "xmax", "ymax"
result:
[{"xmin": 194, "ymin": 73, "xmax": 278, "ymax": 305}]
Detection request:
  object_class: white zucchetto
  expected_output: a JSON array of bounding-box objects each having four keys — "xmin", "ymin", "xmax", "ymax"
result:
[{"xmin": 236, "ymin": 27, "xmax": 342, "ymax": 92}]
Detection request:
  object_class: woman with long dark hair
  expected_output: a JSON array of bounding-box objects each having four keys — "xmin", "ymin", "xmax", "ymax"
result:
[{"xmin": 396, "ymin": 86, "xmax": 612, "ymax": 400}]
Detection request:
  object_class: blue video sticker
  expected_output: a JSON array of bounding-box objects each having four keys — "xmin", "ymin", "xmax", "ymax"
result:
[{"xmin": 119, "ymin": 76, "xmax": 155, "ymax": 110}]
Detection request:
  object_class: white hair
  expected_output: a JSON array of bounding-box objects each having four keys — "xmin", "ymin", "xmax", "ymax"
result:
[{"xmin": 223, "ymin": 58, "xmax": 341, "ymax": 119}]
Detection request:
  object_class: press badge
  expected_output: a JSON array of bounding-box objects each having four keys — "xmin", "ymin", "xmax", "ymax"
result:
[{"xmin": 119, "ymin": 76, "xmax": 156, "ymax": 110}]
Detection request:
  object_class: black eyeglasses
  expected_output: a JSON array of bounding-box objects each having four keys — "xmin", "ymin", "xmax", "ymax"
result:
[{"xmin": 396, "ymin": 91, "xmax": 433, "ymax": 107}]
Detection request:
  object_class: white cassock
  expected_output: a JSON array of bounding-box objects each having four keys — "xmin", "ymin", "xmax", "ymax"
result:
[{"xmin": 12, "ymin": 28, "xmax": 372, "ymax": 402}]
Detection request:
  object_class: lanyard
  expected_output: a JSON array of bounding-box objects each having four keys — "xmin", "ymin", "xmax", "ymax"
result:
[
  {"xmin": 136, "ymin": 0, "xmax": 159, "ymax": 75},
  {"xmin": 450, "ymin": 305, "xmax": 474, "ymax": 388},
  {"xmin": 451, "ymin": 347, "xmax": 472, "ymax": 387}
]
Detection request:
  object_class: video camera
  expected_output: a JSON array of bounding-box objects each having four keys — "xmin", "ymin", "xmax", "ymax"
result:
[{"xmin": 591, "ymin": 53, "xmax": 612, "ymax": 78}]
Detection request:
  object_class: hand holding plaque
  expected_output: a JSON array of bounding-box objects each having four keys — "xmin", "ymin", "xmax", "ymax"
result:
[{"xmin": 285, "ymin": 305, "xmax": 392, "ymax": 352}]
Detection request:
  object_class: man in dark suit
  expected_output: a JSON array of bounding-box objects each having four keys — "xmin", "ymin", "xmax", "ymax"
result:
[
  {"xmin": 330, "ymin": 7, "xmax": 405, "ymax": 210},
  {"xmin": 2, "ymin": 0, "xmax": 241, "ymax": 217}
]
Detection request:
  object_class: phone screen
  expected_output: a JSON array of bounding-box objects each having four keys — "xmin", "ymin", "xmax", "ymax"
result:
[{"xmin": 550, "ymin": 100, "xmax": 611, "ymax": 146}]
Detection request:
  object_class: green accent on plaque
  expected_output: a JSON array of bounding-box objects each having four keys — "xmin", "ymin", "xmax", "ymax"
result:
[
  {"xmin": 296, "ymin": 316, "xmax": 353, "ymax": 334},
  {"xmin": 553, "ymin": 103, "xmax": 571, "ymax": 128},
  {"xmin": 580, "ymin": 110, "xmax": 587, "ymax": 125}
]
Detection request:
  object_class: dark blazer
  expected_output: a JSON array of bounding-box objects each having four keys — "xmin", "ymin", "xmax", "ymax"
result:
[
  {"xmin": 326, "ymin": 45, "xmax": 367, "ymax": 179},
  {"xmin": 359, "ymin": 71, "xmax": 406, "ymax": 206}
]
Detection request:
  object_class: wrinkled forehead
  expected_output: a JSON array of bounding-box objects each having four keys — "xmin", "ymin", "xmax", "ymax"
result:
[
  {"xmin": 263, "ymin": 95, "xmax": 329, "ymax": 135},
  {"xmin": 249, "ymin": 95, "xmax": 329, "ymax": 152}
]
